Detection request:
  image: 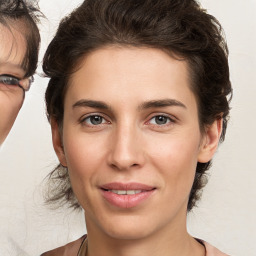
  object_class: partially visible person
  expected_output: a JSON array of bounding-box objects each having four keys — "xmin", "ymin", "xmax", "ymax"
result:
[
  {"xmin": 0, "ymin": 0, "xmax": 41, "ymax": 255},
  {"xmin": 0, "ymin": 0, "xmax": 40, "ymax": 145}
]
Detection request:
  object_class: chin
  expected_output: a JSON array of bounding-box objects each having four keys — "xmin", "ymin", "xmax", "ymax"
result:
[{"xmin": 100, "ymin": 216, "xmax": 157, "ymax": 240}]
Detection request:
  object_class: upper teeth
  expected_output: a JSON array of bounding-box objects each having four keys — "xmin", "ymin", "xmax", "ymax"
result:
[{"xmin": 110, "ymin": 190, "xmax": 142, "ymax": 195}]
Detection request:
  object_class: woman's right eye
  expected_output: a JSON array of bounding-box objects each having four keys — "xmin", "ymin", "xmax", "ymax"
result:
[{"xmin": 81, "ymin": 115, "xmax": 109, "ymax": 126}]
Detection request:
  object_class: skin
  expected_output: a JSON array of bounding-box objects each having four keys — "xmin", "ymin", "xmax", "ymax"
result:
[
  {"xmin": 0, "ymin": 23, "xmax": 27, "ymax": 145},
  {"xmin": 52, "ymin": 46, "xmax": 222, "ymax": 256}
]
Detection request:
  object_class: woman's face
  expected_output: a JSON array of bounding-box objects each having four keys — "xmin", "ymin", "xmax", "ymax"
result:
[
  {"xmin": 0, "ymin": 24, "xmax": 26, "ymax": 145},
  {"xmin": 53, "ymin": 47, "xmax": 220, "ymax": 240}
]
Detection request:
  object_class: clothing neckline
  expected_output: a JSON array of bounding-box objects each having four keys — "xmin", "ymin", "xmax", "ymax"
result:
[
  {"xmin": 77, "ymin": 235, "xmax": 229, "ymax": 256},
  {"xmin": 77, "ymin": 235, "xmax": 87, "ymax": 256},
  {"xmin": 77, "ymin": 236, "xmax": 207, "ymax": 256}
]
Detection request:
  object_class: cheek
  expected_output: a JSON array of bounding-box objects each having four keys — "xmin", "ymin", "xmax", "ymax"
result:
[
  {"xmin": 0, "ymin": 91, "xmax": 23, "ymax": 117},
  {"xmin": 147, "ymin": 131, "xmax": 200, "ymax": 195},
  {"xmin": 0, "ymin": 92, "xmax": 23, "ymax": 141},
  {"xmin": 148, "ymin": 130, "xmax": 200, "ymax": 164},
  {"xmin": 63, "ymin": 130, "xmax": 108, "ymax": 191}
]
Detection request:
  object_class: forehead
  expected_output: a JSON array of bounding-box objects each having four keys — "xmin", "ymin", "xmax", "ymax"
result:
[
  {"xmin": 0, "ymin": 23, "xmax": 27, "ymax": 76},
  {"xmin": 71, "ymin": 46, "xmax": 190, "ymax": 88},
  {"xmin": 67, "ymin": 47, "xmax": 197, "ymax": 110}
]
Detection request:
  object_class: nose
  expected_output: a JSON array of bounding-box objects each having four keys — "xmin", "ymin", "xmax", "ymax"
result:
[{"xmin": 107, "ymin": 124, "xmax": 145, "ymax": 171}]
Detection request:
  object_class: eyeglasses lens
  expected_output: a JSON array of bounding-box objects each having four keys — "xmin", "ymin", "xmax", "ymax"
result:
[{"xmin": 0, "ymin": 75, "xmax": 33, "ymax": 91}]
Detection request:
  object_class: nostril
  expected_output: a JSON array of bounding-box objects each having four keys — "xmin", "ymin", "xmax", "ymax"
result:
[
  {"xmin": 109, "ymin": 162, "xmax": 139, "ymax": 171},
  {"xmin": 110, "ymin": 163, "xmax": 119, "ymax": 170}
]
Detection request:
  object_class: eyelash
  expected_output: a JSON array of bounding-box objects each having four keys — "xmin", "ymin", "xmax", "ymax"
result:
[{"xmin": 1, "ymin": 74, "xmax": 21, "ymax": 79}]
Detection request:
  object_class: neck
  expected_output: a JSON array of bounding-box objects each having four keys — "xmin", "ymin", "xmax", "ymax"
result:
[{"xmin": 85, "ymin": 214, "xmax": 205, "ymax": 256}]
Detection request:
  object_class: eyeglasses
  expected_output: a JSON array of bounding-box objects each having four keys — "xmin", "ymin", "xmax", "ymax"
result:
[{"xmin": 0, "ymin": 75, "xmax": 34, "ymax": 92}]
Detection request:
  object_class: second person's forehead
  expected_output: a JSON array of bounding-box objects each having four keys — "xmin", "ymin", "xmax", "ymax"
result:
[{"xmin": 0, "ymin": 25, "xmax": 26, "ymax": 74}]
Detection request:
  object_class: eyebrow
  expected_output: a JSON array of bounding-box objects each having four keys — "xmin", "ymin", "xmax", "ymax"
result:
[
  {"xmin": 0, "ymin": 61, "xmax": 25, "ymax": 74},
  {"xmin": 73, "ymin": 98, "xmax": 186, "ymax": 111},
  {"xmin": 73, "ymin": 99, "xmax": 110, "ymax": 110},
  {"xmin": 138, "ymin": 99, "xmax": 186, "ymax": 110}
]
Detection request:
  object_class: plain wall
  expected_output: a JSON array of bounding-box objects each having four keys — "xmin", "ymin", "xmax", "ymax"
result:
[{"xmin": 0, "ymin": 0, "xmax": 255, "ymax": 255}]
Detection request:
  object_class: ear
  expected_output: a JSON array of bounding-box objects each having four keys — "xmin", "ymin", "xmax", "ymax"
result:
[
  {"xmin": 197, "ymin": 119, "xmax": 222, "ymax": 163},
  {"xmin": 51, "ymin": 119, "xmax": 67, "ymax": 167}
]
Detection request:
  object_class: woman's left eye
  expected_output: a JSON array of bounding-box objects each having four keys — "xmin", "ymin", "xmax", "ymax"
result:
[
  {"xmin": 82, "ymin": 115, "xmax": 109, "ymax": 126},
  {"xmin": 148, "ymin": 115, "xmax": 173, "ymax": 125},
  {"xmin": 0, "ymin": 75, "xmax": 19, "ymax": 86}
]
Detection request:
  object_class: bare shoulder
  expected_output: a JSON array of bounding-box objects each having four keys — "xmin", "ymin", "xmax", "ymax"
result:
[
  {"xmin": 204, "ymin": 241, "xmax": 230, "ymax": 256},
  {"xmin": 41, "ymin": 236, "xmax": 86, "ymax": 256}
]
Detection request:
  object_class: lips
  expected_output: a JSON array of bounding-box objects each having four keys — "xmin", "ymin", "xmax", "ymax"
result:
[{"xmin": 100, "ymin": 182, "xmax": 156, "ymax": 208}]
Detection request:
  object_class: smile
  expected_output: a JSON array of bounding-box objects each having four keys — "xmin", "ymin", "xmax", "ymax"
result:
[
  {"xmin": 100, "ymin": 182, "xmax": 156, "ymax": 208},
  {"xmin": 109, "ymin": 190, "xmax": 142, "ymax": 195}
]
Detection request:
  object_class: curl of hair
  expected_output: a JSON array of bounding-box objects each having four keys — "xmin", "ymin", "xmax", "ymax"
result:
[
  {"xmin": 44, "ymin": 164, "xmax": 80, "ymax": 210},
  {"xmin": 43, "ymin": 0, "xmax": 232, "ymax": 211}
]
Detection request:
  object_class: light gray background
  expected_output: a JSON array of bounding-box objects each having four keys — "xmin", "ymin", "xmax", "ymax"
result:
[{"xmin": 0, "ymin": 0, "xmax": 255, "ymax": 255}]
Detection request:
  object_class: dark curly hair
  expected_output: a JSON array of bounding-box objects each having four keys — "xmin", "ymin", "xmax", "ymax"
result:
[
  {"xmin": 0, "ymin": 0, "xmax": 41, "ymax": 77},
  {"xmin": 43, "ymin": 0, "xmax": 232, "ymax": 211}
]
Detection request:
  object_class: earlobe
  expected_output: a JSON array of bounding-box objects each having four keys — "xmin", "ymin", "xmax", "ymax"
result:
[
  {"xmin": 51, "ymin": 119, "xmax": 67, "ymax": 167},
  {"xmin": 197, "ymin": 119, "xmax": 222, "ymax": 163}
]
